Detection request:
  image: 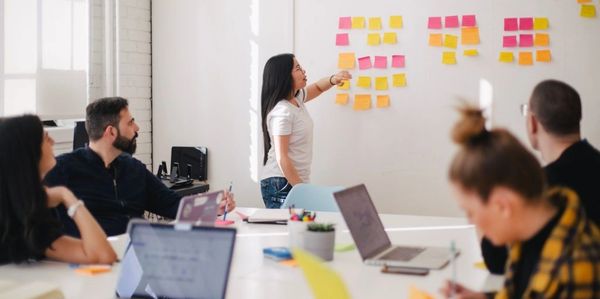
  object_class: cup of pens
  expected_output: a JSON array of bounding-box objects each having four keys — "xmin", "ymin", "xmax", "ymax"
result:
[{"xmin": 287, "ymin": 208, "xmax": 316, "ymax": 249}]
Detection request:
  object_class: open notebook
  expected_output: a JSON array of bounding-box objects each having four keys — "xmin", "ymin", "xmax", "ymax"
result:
[
  {"xmin": 0, "ymin": 280, "xmax": 64, "ymax": 299},
  {"xmin": 245, "ymin": 209, "xmax": 289, "ymax": 224}
]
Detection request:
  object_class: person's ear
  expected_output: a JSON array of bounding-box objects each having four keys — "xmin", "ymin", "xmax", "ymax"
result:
[
  {"xmin": 488, "ymin": 186, "xmax": 516, "ymax": 219},
  {"xmin": 103, "ymin": 126, "xmax": 117, "ymax": 140},
  {"xmin": 528, "ymin": 113, "xmax": 539, "ymax": 134}
]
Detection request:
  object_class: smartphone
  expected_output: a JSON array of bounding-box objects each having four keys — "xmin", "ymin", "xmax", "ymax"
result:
[{"xmin": 381, "ymin": 265, "xmax": 429, "ymax": 276}]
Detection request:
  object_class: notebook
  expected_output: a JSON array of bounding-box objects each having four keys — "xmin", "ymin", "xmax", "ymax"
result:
[
  {"xmin": 175, "ymin": 191, "xmax": 222, "ymax": 225},
  {"xmin": 245, "ymin": 209, "xmax": 289, "ymax": 224}
]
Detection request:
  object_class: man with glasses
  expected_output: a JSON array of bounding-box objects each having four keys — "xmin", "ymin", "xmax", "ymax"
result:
[{"xmin": 481, "ymin": 79, "xmax": 600, "ymax": 274}]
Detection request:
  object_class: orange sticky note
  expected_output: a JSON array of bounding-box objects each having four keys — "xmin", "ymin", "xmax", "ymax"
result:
[
  {"xmin": 443, "ymin": 34, "xmax": 458, "ymax": 49},
  {"xmin": 581, "ymin": 5, "xmax": 596, "ymax": 18},
  {"xmin": 383, "ymin": 32, "xmax": 397, "ymax": 44},
  {"xmin": 461, "ymin": 27, "xmax": 480, "ymax": 45},
  {"xmin": 367, "ymin": 33, "xmax": 381, "ymax": 46},
  {"xmin": 518, "ymin": 52, "xmax": 533, "ymax": 66},
  {"xmin": 75, "ymin": 265, "xmax": 112, "ymax": 276},
  {"xmin": 392, "ymin": 73, "xmax": 407, "ymax": 87},
  {"xmin": 337, "ymin": 80, "xmax": 350, "ymax": 90},
  {"xmin": 408, "ymin": 286, "xmax": 435, "ymax": 299},
  {"xmin": 335, "ymin": 94, "xmax": 349, "ymax": 105},
  {"xmin": 464, "ymin": 49, "xmax": 479, "ymax": 56},
  {"xmin": 390, "ymin": 16, "xmax": 403, "ymax": 29},
  {"xmin": 338, "ymin": 53, "xmax": 355, "ymax": 69},
  {"xmin": 368, "ymin": 17, "xmax": 382, "ymax": 30},
  {"xmin": 376, "ymin": 95, "xmax": 390, "ymax": 108},
  {"xmin": 533, "ymin": 18, "xmax": 549, "ymax": 30},
  {"xmin": 279, "ymin": 259, "xmax": 299, "ymax": 267},
  {"xmin": 499, "ymin": 52, "xmax": 514, "ymax": 63},
  {"xmin": 353, "ymin": 95, "xmax": 371, "ymax": 111},
  {"xmin": 375, "ymin": 76, "xmax": 388, "ymax": 90},
  {"xmin": 428, "ymin": 33, "xmax": 443, "ymax": 47},
  {"xmin": 534, "ymin": 33, "xmax": 549, "ymax": 47},
  {"xmin": 352, "ymin": 17, "xmax": 365, "ymax": 29},
  {"xmin": 442, "ymin": 52, "xmax": 457, "ymax": 65},
  {"xmin": 536, "ymin": 50, "xmax": 552, "ymax": 62},
  {"xmin": 356, "ymin": 76, "xmax": 371, "ymax": 88},
  {"xmin": 578, "ymin": 0, "xmax": 592, "ymax": 3}
]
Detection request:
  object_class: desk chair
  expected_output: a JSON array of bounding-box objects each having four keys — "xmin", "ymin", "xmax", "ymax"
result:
[{"xmin": 281, "ymin": 183, "xmax": 344, "ymax": 212}]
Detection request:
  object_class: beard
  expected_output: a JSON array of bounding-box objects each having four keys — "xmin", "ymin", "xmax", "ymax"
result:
[{"xmin": 113, "ymin": 131, "xmax": 138, "ymax": 155}]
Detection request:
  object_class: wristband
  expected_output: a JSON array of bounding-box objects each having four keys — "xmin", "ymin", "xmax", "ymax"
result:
[
  {"xmin": 329, "ymin": 75, "xmax": 336, "ymax": 86},
  {"xmin": 67, "ymin": 200, "xmax": 85, "ymax": 218}
]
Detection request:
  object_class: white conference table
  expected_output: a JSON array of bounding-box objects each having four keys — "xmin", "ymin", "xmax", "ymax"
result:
[{"xmin": 0, "ymin": 208, "xmax": 503, "ymax": 298}]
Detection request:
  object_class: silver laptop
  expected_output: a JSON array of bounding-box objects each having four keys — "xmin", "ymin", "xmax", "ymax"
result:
[
  {"xmin": 334, "ymin": 184, "xmax": 455, "ymax": 269},
  {"xmin": 175, "ymin": 191, "xmax": 222, "ymax": 225}
]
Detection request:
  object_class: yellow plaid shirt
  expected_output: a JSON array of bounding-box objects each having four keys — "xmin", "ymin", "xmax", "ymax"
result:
[{"xmin": 496, "ymin": 188, "xmax": 600, "ymax": 299}]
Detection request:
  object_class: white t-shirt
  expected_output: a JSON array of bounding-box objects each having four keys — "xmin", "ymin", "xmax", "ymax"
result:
[{"xmin": 261, "ymin": 89, "xmax": 314, "ymax": 182}]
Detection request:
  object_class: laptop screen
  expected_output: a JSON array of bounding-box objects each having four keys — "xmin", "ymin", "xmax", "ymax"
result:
[
  {"xmin": 334, "ymin": 184, "xmax": 392, "ymax": 260},
  {"xmin": 116, "ymin": 222, "xmax": 236, "ymax": 299}
]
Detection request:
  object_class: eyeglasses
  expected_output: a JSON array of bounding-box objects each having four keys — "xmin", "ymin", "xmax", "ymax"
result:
[{"xmin": 520, "ymin": 103, "xmax": 529, "ymax": 117}]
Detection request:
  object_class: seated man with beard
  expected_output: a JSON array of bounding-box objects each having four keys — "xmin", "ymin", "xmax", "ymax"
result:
[{"xmin": 45, "ymin": 97, "xmax": 235, "ymax": 236}]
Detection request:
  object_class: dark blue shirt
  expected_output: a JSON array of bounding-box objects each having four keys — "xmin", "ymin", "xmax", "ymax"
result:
[{"xmin": 45, "ymin": 148, "xmax": 181, "ymax": 237}]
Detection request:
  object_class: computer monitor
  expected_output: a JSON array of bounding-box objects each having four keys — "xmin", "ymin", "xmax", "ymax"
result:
[
  {"xmin": 73, "ymin": 121, "xmax": 89, "ymax": 150},
  {"xmin": 171, "ymin": 146, "xmax": 208, "ymax": 181}
]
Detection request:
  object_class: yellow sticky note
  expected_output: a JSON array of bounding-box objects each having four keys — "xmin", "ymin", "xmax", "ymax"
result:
[
  {"xmin": 461, "ymin": 27, "xmax": 480, "ymax": 45},
  {"xmin": 392, "ymin": 73, "xmax": 407, "ymax": 87},
  {"xmin": 383, "ymin": 32, "xmax": 397, "ymax": 44},
  {"xmin": 390, "ymin": 16, "xmax": 403, "ymax": 29},
  {"xmin": 578, "ymin": 0, "xmax": 592, "ymax": 3},
  {"xmin": 534, "ymin": 18, "xmax": 549, "ymax": 30},
  {"xmin": 353, "ymin": 95, "xmax": 372, "ymax": 111},
  {"xmin": 335, "ymin": 94, "xmax": 349, "ymax": 105},
  {"xmin": 356, "ymin": 76, "xmax": 371, "ymax": 88},
  {"xmin": 337, "ymin": 80, "xmax": 350, "ymax": 90},
  {"xmin": 464, "ymin": 49, "xmax": 479, "ymax": 56},
  {"xmin": 337, "ymin": 53, "xmax": 355, "ymax": 69},
  {"xmin": 293, "ymin": 249, "xmax": 351, "ymax": 299},
  {"xmin": 581, "ymin": 5, "xmax": 596, "ymax": 18},
  {"xmin": 499, "ymin": 52, "xmax": 514, "ymax": 63},
  {"xmin": 474, "ymin": 261, "xmax": 487, "ymax": 270},
  {"xmin": 534, "ymin": 33, "xmax": 549, "ymax": 47},
  {"xmin": 519, "ymin": 52, "xmax": 533, "ymax": 65},
  {"xmin": 443, "ymin": 34, "xmax": 458, "ymax": 49},
  {"xmin": 367, "ymin": 33, "xmax": 381, "ymax": 46},
  {"xmin": 375, "ymin": 76, "xmax": 388, "ymax": 91},
  {"xmin": 408, "ymin": 286, "xmax": 435, "ymax": 299},
  {"xmin": 368, "ymin": 17, "xmax": 382, "ymax": 30},
  {"xmin": 536, "ymin": 50, "xmax": 552, "ymax": 62},
  {"xmin": 352, "ymin": 17, "xmax": 365, "ymax": 29},
  {"xmin": 376, "ymin": 95, "xmax": 390, "ymax": 108},
  {"xmin": 429, "ymin": 33, "xmax": 443, "ymax": 47},
  {"xmin": 442, "ymin": 52, "xmax": 457, "ymax": 65}
]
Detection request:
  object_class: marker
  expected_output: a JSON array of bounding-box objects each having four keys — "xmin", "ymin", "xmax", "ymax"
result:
[{"xmin": 223, "ymin": 181, "xmax": 232, "ymax": 220}]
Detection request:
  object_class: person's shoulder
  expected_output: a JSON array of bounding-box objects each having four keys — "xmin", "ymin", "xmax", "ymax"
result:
[
  {"xmin": 269, "ymin": 101, "xmax": 293, "ymax": 116},
  {"xmin": 118, "ymin": 153, "xmax": 150, "ymax": 170}
]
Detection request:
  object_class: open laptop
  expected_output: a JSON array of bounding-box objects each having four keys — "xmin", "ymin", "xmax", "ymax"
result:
[
  {"xmin": 175, "ymin": 191, "xmax": 222, "ymax": 225},
  {"xmin": 333, "ymin": 184, "xmax": 455, "ymax": 269},
  {"xmin": 116, "ymin": 220, "xmax": 236, "ymax": 299}
]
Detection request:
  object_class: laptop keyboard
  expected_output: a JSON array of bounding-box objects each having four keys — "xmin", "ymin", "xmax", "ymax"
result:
[{"xmin": 381, "ymin": 247, "xmax": 425, "ymax": 261}]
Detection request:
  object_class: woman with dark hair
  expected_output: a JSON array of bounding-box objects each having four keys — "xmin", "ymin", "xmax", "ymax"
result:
[
  {"xmin": 260, "ymin": 53, "xmax": 351, "ymax": 208},
  {"xmin": 439, "ymin": 106, "xmax": 600, "ymax": 299},
  {"xmin": 0, "ymin": 115, "xmax": 117, "ymax": 264}
]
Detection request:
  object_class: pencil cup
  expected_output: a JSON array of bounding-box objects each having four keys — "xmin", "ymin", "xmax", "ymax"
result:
[
  {"xmin": 288, "ymin": 220, "xmax": 308, "ymax": 249},
  {"xmin": 303, "ymin": 230, "xmax": 335, "ymax": 261}
]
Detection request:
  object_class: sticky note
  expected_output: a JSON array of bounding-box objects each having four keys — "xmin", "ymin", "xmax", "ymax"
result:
[
  {"xmin": 462, "ymin": 15, "xmax": 477, "ymax": 27},
  {"xmin": 408, "ymin": 286, "xmax": 435, "ymax": 299},
  {"xmin": 428, "ymin": 33, "xmax": 443, "ymax": 47},
  {"xmin": 353, "ymin": 95, "xmax": 372, "ymax": 111},
  {"xmin": 579, "ymin": 0, "xmax": 593, "ymax": 3},
  {"xmin": 464, "ymin": 49, "xmax": 479, "ymax": 56},
  {"xmin": 376, "ymin": 95, "xmax": 390, "ymax": 108},
  {"xmin": 518, "ymin": 52, "xmax": 533, "ymax": 65},
  {"xmin": 338, "ymin": 53, "xmax": 355, "ymax": 69},
  {"xmin": 352, "ymin": 17, "xmax": 366, "ymax": 29},
  {"xmin": 428, "ymin": 17, "xmax": 442, "ymax": 29},
  {"xmin": 503, "ymin": 36, "xmax": 517, "ymax": 48},
  {"xmin": 383, "ymin": 32, "xmax": 397, "ymax": 44},
  {"xmin": 375, "ymin": 76, "xmax": 388, "ymax": 90},
  {"xmin": 335, "ymin": 243, "xmax": 356, "ymax": 252},
  {"xmin": 358, "ymin": 56, "xmax": 372, "ymax": 70},
  {"xmin": 335, "ymin": 94, "xmax": 349, "ymax": 105},
  {"xmin": 534, "ymin": 33, "xmax": 549, "ymax": 47},
  {"xmin": 504, "ymin": 18, "xmax": 518, "ymax": 31},
  {"xmin": 534, "ymin": 17, "xmax": 549, "ymax": 30},
  {"xmin": 581, "ymin": 5, "xmax": 596, "ymax": 18},
  {"xmin": 519, "ymin": 17, "xmax": 534, "ymax": 30},
  {"xmin": 474, "ymin": 261, "xmax": 487, "ymax": 270},
  {"xmin": 445, "ymin": 15, "xmax": 459, "ymax": 28},
  {"xmin": 442, "ymin": 52, "xmax": 457, "ymax": 65},
  {"xmin": 337, "ymin": 80, "xmax": 350, "ymax": 90},
  {"xmin": 367, "ymin": 33, "xmax": 381, "ymax": 46},
  {"xmin": 519, "ymin": 34, "xmax": 534, "ymax": 47},
  {"xmin": 391, "ymin": 55, "xmax": 405, "ymax": 68},
  {"xmin": 336, "ymin": 33, "xmax": 349, "ymax": 46},
  {"xmin": 390, "ymin": 16, "xmax": 403, "ymax": 29},
  {"xmin": 338, "ymin": 17, "xmax": 352, "ymax": 29},
  {"xmin": 499, "ymin": 52, "xmax": 514, "ymax": 63},
  {"xmin": 443, "ymin": 34, "xmax": 458, "ymax": 49},
  {"xmin": 293, "ymin": 249, "xmax": 351, "ymax": 299},
  {"xmin": 392, "ymin": 73, "xmax": 407, "ymax": 87},
  {"xmin": 368, "ymin": 17, "xmax": 382, "ymax": 30},
  {"xmin": 356, "ymin": 76, "xmax": 371, "ymax": 88},
  {"xmin": 536, "ymin": 50, "xmax": 551, "ymax": 62},
  {"xmin": 461, "ymin": 27, "xmax": 480, "ymax": 45},
  {"xmin": 75, "ymin": 265, "xmax": 112, "ymax": 276},
  {"xmin": 374, "ymin": 56, "xmax": 387, "ymax": 69},
  {"xmin": 279, "ymin": 259, "xmax": 298, "ymax": 267}
]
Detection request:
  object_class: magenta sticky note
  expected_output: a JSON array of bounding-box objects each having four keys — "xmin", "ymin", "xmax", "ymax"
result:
[
  {"xmin": 336, "ymin": 33, "xmax": 349, "ymax": 46},
  {"xmin": 374, "ymin": 56, "xmax": 388, "ymax": 69},
  {"xmin": 445, "ymin": 16, "xmax": 459, "ymax": 28},
  {"xmin": 504, "ymin": 18, "xmax": 518, "ymax": 31},
  {"xmin": 519, "ymin": 34, "xmax": 533, "ymax": 47},
  {"xmin": 339, "ymin": 17, "xmax": 352, "ymax": 29},
  {"xmin": 503, "ymin": 36, "xmax": 517, "ymax": 47},
  {"xmin": 391, "ymin": 55, "xmax": 405, "ymax": 68},
  {"xmin": 462, "ymin": 15, "xmax": 477, "ymax": 27},
  {"xmin": 358, "ymin": 56, "xmax": 372, "ymax": 70},
  {"xmin": 519, "ymin": 17, "xmax": 533, "ymax": 30},
  {"xmin": 428, "ymin": 17, "xmax": 442, "ymax": 29}
]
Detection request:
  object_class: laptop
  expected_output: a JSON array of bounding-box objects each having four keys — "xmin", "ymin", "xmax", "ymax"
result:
[
  {"xmin": 333, "ymin": 184, "xmax": 455, "ymax": 269},
  {"xmin": 116, "ymin": 220, "xmax": 236, "ymax": 299},
  {"xmin": 175, "ymin": 191, "xmax": 222, "ymax": 225}
]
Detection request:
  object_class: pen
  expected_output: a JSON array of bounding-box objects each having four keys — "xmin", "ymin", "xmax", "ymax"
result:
[
  {"xmin": 450, "ymin": 240, "xmax": 456, "ymax": 299},
  {"xmin": 223, "ymin": 181, "xmax": 232, "ymax": 220}
]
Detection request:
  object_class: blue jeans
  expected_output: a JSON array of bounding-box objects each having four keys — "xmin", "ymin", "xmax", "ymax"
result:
[{"xmin": 260, "ymin": 177, "xmax": 292, "ymax": 209}]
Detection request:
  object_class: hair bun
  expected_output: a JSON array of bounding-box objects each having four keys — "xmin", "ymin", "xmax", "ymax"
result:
[{"xmin": 452, "ymin": 105, "xmax": 487, "ymax": 145}]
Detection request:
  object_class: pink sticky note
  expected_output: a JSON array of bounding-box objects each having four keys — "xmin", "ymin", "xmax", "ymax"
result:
[
  {"xmin": 391, "ymin": 55, "xmax": 405, "ymax": 68},
  {"xmin": 504, "ymin": 18, "xmax": 518, "ymax": 31},
  {"xmin": 374, "ymin": 56, "xmax": 388, "ymax": 69},
  {"xmin": 336, "ymin": 33, "xmax": 349, "ymax": 46},
  {"xmin": 428, "ymin": 17, "xmax": 442, "ymax": 29},
  {"xmin": 358, "ymin": 56, "xmax": 372, "ymax": 70},
  {"xmin": 462, "ymin": 15, "xmax": 476, "ymax": 27},
  {"xmin": 445, "ymin": 16, "xmax": 459, "ymax": 28},
  {"xmin": 339, "ymin": 17, "xmax": 352, "ymax": 29},
  {"xmin": 519, "ymin": 17, "xmax": 533, "ymax": 30},
  {"xmin": 519, "ymin": 34, "xmax": 533, "ymax": 47},
  {"xmin": 503, "ymin": 36, "xmax": 517, "ymax": 47}
]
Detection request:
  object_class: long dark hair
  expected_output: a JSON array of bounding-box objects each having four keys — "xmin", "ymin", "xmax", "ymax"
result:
[
  {"xmin": 261, "ymin": 53, "xmax": 295, "ymax": 165},
  {"xmin": 0, "ymin": 115, "xmax": 61, "ymax": 263}
]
